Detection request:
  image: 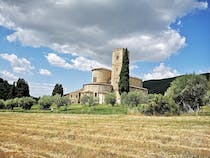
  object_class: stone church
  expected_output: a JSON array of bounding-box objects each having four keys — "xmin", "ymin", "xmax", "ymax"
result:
[{"xmin": 67, "ymin": 48, "xmax": 148, "ymax": 104}]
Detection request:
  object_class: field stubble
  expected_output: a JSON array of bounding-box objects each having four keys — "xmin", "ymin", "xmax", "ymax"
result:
[{"xmin": 0, "ymin": 112, "xmax": 210, "ymax": 158}]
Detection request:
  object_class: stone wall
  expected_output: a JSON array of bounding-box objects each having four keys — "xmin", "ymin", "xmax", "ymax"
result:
[
  {"xmin": 92, "ymin": 68, "xmax": 111, "ymax": 84},
  {"xmin": 83, "ymin": 83, "xmax": 113, "ymax": 104},
  {"xmin": 67, "ymin": 90, "xmax": 81, "ymax": 104},
  {"xmin": 129, "ymin": 77, "xmax": 143, "ymax": 88}
]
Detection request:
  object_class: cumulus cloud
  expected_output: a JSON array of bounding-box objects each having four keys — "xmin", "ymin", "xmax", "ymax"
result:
[
  {"xmin": 0, "ymin": 70, "xmax": 18, "ymax": 83},
  {"xmin": 0, "ymin": 0, "xmax": 208, "ymax": 67},
  {"xmin": 39, "ymin": 68, "xmax": 52, "ymax": 76},
  {"xmin": 29, "ymin": 82, "xmax": 55, "ymax": 97},
  {"xmin": 0, "ymin": 53, "xmax": 34, "ymax": 73},
  {"xmin": 144, "ymin": 63, "xmax": 180, "ymax": 80},
  {"xmin": 45, "ymin": 53, "xmax": 108, "ymax": 71}
]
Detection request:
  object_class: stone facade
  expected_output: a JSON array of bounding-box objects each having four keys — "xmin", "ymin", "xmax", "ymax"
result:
[{"xmin": 66, "ymin": 48, "xmax": 148, "ymax": 104}]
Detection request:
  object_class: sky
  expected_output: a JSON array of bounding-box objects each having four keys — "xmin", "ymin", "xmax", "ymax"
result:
[{"xmin": 0, "ymin": 0, "xmax": 209, "ymax": 97}]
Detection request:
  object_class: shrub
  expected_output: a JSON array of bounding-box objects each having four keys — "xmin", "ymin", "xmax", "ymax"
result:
[
  {"xmin": 38, "ymin": 96, "xmax": 53, "ymax": 109},
  {"xmin": 80, "ymin": 94, "xmax": 98, "ymax": 106},
  {"xmin": 165, "ymin": 74, "xmax": 207, "ymax": 112},
  {"xmin": 121, "ymin": 91, "xmax": 146, "ymax": 106},
  {"xmin": 121, "ymin": 92, "xmax": 128, "ymax": 105},
  {"xmin": 105, "ymin": 93, "xmax": 116, "ymax": 106},
  {"xmin": 0, "ymin": 99, "xmax": 5, "ymax": 109},
  {"xmin": 53, "ymin": 94, "xmax": 71, "ymax": 108},
  {"xmin": 142, "ymin": 94, "xmax": 179, "ymax": 115},
  {"xmin": 18, "ymin": 97, "xmax": 36, "ymax": 110},
  {"xmin": 5, "ymin": 98, "xmax": 19, "ymax": 110}
]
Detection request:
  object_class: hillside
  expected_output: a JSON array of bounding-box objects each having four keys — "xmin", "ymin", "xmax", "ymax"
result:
[{"xmin": 143, "ymin": 73, "xmax": 210, "ymax": 94}]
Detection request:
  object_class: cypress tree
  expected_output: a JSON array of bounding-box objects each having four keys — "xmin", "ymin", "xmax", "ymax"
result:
[
  {"xmin": 119, "ymin": 48, "xmax": 129, "ymax": 95},
  {"xmin": 16, "ymin": 78, "xmax": 30, "ymax": 97},
  {"xmin": 52, "ymin": 84, "xmax": 63, "ymax": 96}
]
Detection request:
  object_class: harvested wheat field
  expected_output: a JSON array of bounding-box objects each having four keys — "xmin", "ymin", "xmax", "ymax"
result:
[{"xmin": 0, "ymin": 112, "xmax": 210, "ymax": 158}]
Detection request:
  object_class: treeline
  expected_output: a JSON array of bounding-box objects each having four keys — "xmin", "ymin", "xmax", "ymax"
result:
[
  {"xmin": 143, "ymin": 73, "xmax": 210, "ymax": 94},
  {"xmin": 0, "ymin": 95, "xmax": 70, "ymax": 111},
  {"xmin": 0, "ymin": 78, "xmax": 30, "ymax": 100},
  {"xmin": 104, "ymin": 74, "xmax": 210, "ymax": 115}
]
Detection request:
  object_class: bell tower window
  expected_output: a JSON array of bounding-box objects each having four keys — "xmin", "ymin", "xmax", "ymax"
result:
[
  {"xmin": 116, "ymin": 55, "xmax": 119, "ymax": 60},
  {"xmin": 93, "ymin": 77, "xmax": 97, "ymax": 83}
]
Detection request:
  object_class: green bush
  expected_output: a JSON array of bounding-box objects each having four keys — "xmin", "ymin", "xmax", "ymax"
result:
[
  {"xmin": 5, "ymin": 98, "xmax": 19, "ymax": 110},
  {"xmin": 121, "ymin": 91, "xmax": 147, "ymax": 106},
  {"xmin": 165, "ymin": 74, "xmax": 207, "ymax": 112},
  {"xmin": 80, "ymin": 94, "xmax": 98, "ymax": 106},
  {"xmin": 142, "ymin": 94, "xmax": 179, "ymax": 115},
  {"xmin": 0, "ymin": 99, "xmax": 5, "ymax": 109},
  {"xmin": 121, "ymin": 92, "xmax": 128, "ymax": 105},
  {"xmin": 53, "ymin": 94, "xmax": 71, "ymax": 108},
  {"xmin": 38, "ymin": 96, "xmax": 53, "ymax": 109},
  {"xmin": 105, "ymin": 93, "xmax": 116, "ymax": 106},
  {"xmin": 18, "ymin": 97, "xmax": 36, "ymax": 110}
]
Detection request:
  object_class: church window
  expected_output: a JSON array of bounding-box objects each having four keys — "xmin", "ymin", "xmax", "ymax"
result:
[
  {"xmin": 93, "ymin": 77, "xmax": 97, "ymax": 82},
  {"xmin": 116, "ymin": 55, "xmax": 119, "ymax": 60},
  {"xmin": 95, "ymin": 93, "xmax": 97, "ymax": 97}
]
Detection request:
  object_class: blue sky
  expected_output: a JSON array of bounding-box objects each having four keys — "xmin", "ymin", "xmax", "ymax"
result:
[{"xmin": 0, "ymin": 0, "xmax": 209, "ymax": 97}]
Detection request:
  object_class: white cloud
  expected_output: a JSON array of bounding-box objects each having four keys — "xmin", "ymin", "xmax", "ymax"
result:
[
  {"xmin": 144, "ymin": 63, "xmax": 180, "ymax": 80},
  {"xmin": 109, "ymin": 29, "xmax": 186, "ymax": 62},
  {"xmin": 39, "ymin": 68, "xmax": 51, "ymax": 76},
  {"xmin": 45, "ymin": 53, "xmax": 108, "ymax": 71},
  {"xmin": 29, "ymin": 82, "xmax": 55, "ymax": 97},
  {"xmin": 0, "ymin": 0, "xmax": 208, "ymax": 67},
  {"xmin": 0, "ymin": 70, "xmax": 18, "ymax": 83},
  {"xmin": 0, "ymin": 53, "xmax": 34, "ymax": 73}
]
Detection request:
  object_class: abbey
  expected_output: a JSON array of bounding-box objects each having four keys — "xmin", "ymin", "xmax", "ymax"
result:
[{"xmin": 67, "ymin": 48, "xmax": 148, "ymax": 104}]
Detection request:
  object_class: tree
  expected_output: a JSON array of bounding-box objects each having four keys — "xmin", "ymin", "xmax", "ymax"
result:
[
  {"xmin": 0, "ymin": 78, "xmax": 11, "ymax": 100},
  {"xmin": 52, "ymin": 84, "xmax": 63, "ymax": 96},
  {"xmin": 8, "ymin": 82, "xmax": 17, "ymax": 99},
  {"xmin": 53, "ymin": 94, "xmax": 70, "ymax": 108},
  {"xmin": 105, "ymin": 93, "xmax": 116, "ymax": 106},
  {"xmin": 5, "ymin": 98, "xmax": 19, "ymax": 110},
  {"xmin": 142, "ymin": 94, "xmax": 179, "ymax": 115},
  {"xmin": 18, "ymin": 97, "xmax": 36, "ymax": 110},
  {"xmin": 80, "ymin": 94, "xmax": 98, "ymax": 106},
  {"xmin": 165, "ymin": 74, "xmax": 207, "ymax": 112},
  {"xmin": 119, "ymin": 48, "xmax": 129, "ymax": 95},
  {"xmin": 16, "ymin": 78, "xmax": 30, "ymax": 97},
  {"xmin": 38, "ymin": 96, "xmax": 53, "ymax": 109},
  {"xmin": 0, "ymin": 99, "xmax": 5, "ymax": 109},
  {"xmin": 121, "ymin": 91, "xmax": 146, "ymax": 107}
]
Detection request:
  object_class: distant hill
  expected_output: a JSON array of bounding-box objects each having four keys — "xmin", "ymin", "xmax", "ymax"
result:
[{"xmin": 143, "ymin": 73, "xmax": 210, "ymax": 94}]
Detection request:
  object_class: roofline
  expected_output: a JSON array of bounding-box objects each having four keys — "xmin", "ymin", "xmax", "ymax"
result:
[{"xmin": 91, "ymin": 67, "xmax": 111, "ymax": 72}]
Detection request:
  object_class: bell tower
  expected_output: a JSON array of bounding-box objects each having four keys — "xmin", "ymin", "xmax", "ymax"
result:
[{"xmin": 111, "ymin": 48, "xmax": 128, "ymax": 103}]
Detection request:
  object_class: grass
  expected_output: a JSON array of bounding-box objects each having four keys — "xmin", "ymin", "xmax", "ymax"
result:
[
  {"xmin": 0, "ymin": 112, "xmax": 210, "ymax": 158},
  {"xmin": 0, "ymin": 104, "xmax": 128, "ymax": 115}
]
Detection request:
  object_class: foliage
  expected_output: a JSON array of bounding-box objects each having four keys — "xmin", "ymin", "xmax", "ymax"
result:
[
  {"xmin": 8, "ymin": 83, "xmax": 17, "ymax": 99},
  {"xmin": 18, "ymin": 97, "xmax": 36, "ymax": 110},
  {"xmin": 38, "ymin": 96, "xmax": 53, "ymax": 109},
  {"xmin": 0, "ymin": 99, "xmax": 5, "ymax": 109},
  {"xmin": 121, "ymin": 91, "xmax": 146, "ymax": 106},
  {"xmin": 165, "ymin": 74, "xmax": 207, "ymax": 112},
  {"xmin": 202, "ymin": 80, "xmax": 210, "ymax": 105},
  {"xmin": 16, "ymin": 78, "xmax": 30, "ymax": 97},
  {"xmin": 142, "ymin": 94, "xmax": 179, "ymax": 115},
  {"xmin": 119, "ymin": 48, "xmax": 129, "ymax": 95},
  {"xmin": 5, "ymin": 98, "xmax": 19, "ymax": 110},
  {"xmin": 0, "ymin": 78, "xmax": 12, "ymax": 100},
  {"xmin": 143, "ymin": 72, "xmax": 210, "ymax": 95},
  {"xmin": 121, "ymin": 92, "xmax": 129, "ymax": 105},
  {"xmin": 80, "ymin": 94, "xmax": 98, "ymax": 106},
  {"xmin": 53, "ymin": 94, "xmax": 71, "ymax": 108},
  {"xmin": 52, "ymin": 84, "xmax": 63, "ymax": 96},
  {"xmin": 105, "ymin": 93, "xmax": 116, "ymax": 106}
]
